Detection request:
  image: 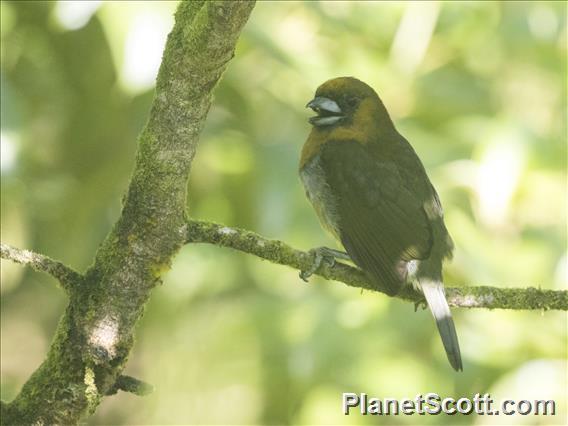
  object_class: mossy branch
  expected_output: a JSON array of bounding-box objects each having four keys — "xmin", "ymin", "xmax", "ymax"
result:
[
  {"xmin": 1, "ymin": 1, "xmax": 565, "ymax": 424},
  {"xmin": 0, "ymin": 1, "xmax": 256, "ymax": 424},
  {"xmin": 105, "ymin": 375, "xmax": 154, "ymax": 397},
  {"xmin": 0, "ymin": 243, "xmax": 83, "ymax": 292},
  {"xmin": 186, "ymin": 219, "xmax": 568, "ymax": 311}
]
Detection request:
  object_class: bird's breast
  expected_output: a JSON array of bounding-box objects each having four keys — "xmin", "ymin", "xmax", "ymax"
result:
[{"xmin": 299, "ymin": 154, "xmax": 341, "ymax": 241}]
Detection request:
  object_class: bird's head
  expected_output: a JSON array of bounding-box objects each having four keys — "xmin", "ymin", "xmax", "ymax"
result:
[{"xmin": 306, "ymin": 77, "xmax": 393, "ymax": 132}]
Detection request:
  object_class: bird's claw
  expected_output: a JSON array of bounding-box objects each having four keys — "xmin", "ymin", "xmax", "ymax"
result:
[
  {"xmin": 414, "ymin": 298, "xmax": 428, "ymax": 312},
  {"xmin": 299, "ymin": 247, "xmax": 350, "ymax": 282},
  {"xmin": 407, "ymin": 279, "xmax": 427, "ymax": 311},
  {"xmin": 299, "ymin": 270, "xmax": 313, "ymax": 282},
  {"xmin": 300, "ymin": 249, "xmax": 327, "ymax": 282}
]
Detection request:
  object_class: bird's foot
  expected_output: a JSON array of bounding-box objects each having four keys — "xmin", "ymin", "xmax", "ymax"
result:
[
  {"xmin": 408, "ymin": 279, "xmax": 428, "ymax": 311},
  {"xmin": 414, "ymin": 298, "xmax": 428, "ymax": 312},
  {"xmin": 299, "ymin": 247, "xmax": 350, "ymax": 282}
]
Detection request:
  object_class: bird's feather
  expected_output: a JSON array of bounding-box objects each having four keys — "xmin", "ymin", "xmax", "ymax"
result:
[
  {"xmin": 318, "ymin": 139, "xmax": 433, "ymax": 294},
  {"xmin": 300, "ymin": 76, "xmax": 461, "ymax": 371},
  {"xmin": 421, "ymin": 280, "xmax": 463, "ymax": 371}
]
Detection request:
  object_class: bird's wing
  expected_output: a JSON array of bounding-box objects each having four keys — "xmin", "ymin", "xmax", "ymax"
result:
[{"xmin": 319, "ymin": 139, "xmax": 433, "ymax": 295}]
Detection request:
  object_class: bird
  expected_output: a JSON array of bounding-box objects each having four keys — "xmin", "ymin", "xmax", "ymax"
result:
[{"xmin": 299, "ymin": 76, "xmax": 462, "ymax": 371}]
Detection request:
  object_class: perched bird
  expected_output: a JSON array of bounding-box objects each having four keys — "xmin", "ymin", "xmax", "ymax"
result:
[{"xmin": 299, "ymin": 77, "xmax": 462, "ymax": 371}]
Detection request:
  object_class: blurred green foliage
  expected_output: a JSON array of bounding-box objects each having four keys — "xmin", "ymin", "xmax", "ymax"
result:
[{"xmin": 1, "ymin": 1, "xmax": 566, "ymax": 424}]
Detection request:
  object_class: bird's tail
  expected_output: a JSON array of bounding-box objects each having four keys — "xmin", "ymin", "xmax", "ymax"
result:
[{"xmin": 421, "ymin": 280, "xmax": 463, "ymax": 371}]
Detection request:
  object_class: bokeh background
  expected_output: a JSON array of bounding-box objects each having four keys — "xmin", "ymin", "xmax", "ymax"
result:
[{"xmin": 1, "ymin": 1, "xmax": 566, "ymax": 424}]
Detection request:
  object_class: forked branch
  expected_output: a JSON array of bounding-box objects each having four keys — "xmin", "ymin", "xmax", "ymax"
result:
[{"xmin": 0, "ymin": 243, "xmax": 83, "ymax": 292}]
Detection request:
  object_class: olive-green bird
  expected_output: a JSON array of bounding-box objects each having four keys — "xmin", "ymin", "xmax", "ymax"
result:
[{"xmin": 299, "ymin": 77, "xmax": 462, "ymax": 371}]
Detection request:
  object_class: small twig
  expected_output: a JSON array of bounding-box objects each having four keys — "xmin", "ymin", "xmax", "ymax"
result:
[
  {"xmin": 0, "ymin": 243, "xmax": 83, "ymax": 292},
  {"xmin": 185, "ymin": 219, "xmax": 568, "ymax": 311},
  {"xmin": 106, "ymin": 375, "xmax": 154, "ymax": 396}
]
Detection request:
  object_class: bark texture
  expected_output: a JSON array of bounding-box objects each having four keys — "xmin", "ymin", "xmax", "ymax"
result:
[
  {"xmin": 1, "ymin": 1, "xmax": 566, "ymax": 423},
  {"xmin": 0, "ymin": 1, "xmax": 255, "ymax": 424},
  {"xmin": 185, "ymin": 219, "xmax": 568, "ymax": 311}
]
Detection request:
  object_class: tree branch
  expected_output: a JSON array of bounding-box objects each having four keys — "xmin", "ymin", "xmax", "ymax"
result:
[
  {"xmin": 1, "ymin": 1, "xmax": 256, "ymax": 424},
  {"xmin": 1, "ymin": 1, "xmax": 564, "ymax": 423},
  {"xmin": 0, "ymin": 243, "xmax": 83, "ymax": 292},
  {"xmin": 105, "ymin": 375, "xmax": 153, "ymax": 397},
  {"xmin": 185, "ymin": 219, "xmax": 568, "ymax": 311}
]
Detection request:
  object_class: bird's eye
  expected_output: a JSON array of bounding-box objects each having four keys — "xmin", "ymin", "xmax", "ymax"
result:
[{"xmin": 346, "ymin": 96, "xmax": 358, "ymax": 108}]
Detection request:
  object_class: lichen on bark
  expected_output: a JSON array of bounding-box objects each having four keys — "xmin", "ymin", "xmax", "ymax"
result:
[
  {"xmin": 185, "ymin": 219, "xmax": 568, "ymax": 311},
  {"xmin": 0, "ymin": 1, "xmax": 256, "ymax": 424}
]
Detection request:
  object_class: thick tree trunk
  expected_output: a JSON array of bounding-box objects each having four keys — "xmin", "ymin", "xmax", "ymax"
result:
[{"xmin": 0, "ymin": 2, "xmax": 255, "ymax": 424}]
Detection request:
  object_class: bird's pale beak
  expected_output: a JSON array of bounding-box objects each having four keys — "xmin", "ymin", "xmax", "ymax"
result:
[{"xmin": 306, "ymin": 97, "xmax": 344, "ymax": 126}]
